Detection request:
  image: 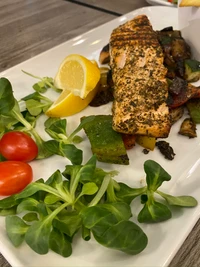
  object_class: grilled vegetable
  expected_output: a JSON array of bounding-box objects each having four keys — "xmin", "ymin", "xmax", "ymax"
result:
[
  {"xmin": 89, "ymin": 67, "xmax": 113, "ymax": 107},
  {"xmin": 167, "ymin": 78, "xmax": 200, "ymax": 108},
  {"xmin": 160, "ymin": 26, "xmax": 173, "ymax": 32},
  {"xmin": 122, "ymin": 134, "xmax": 136, "ymax": 150},
  {"xmin": 89, "ymin": 87, "xmax": 113, "ymax": 107},
  {"xmin": 168, "ymin": 76, "xmax": 187, "ymax": 95},
  {"xmin": 184, "ymin": 59, "xmax": 200, "ymax": 82},
  {"xmin": 99, "ymin": 44, "xmax": 110, "ymax": 64},
  {"xmin": 168, "ymin": 0, "xmax": 178, "ymax": 4},
  {"xmin": 157, "ymin": 28, "xmax": 191, "ymax": 79},
  {"xmin": 186, "ymin": 98, "xmax": 200, "ymax": 123},
  {"xmin": 156, "ymin": 141, "xmax": 176, "ymax": 160},
  {"xmin": 178, "ymin": 118, "xmax": 197, "ymax": 138},
  {"xmin": 169, "ymin": 106, "xmax": 184, "ymax": 125},
  {"xmin": 81, "ymin": 115, "xmax": 129, "ymax": 165},
  {"xmin": 136, "ymin": 136, "xmax": 156, "ymax": 151}
]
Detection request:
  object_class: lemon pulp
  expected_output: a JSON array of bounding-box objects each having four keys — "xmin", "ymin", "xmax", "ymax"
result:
[
  {"xmin": 46, "ymin": 54, "xmax": 101, "ymax": 117},
  {"xmin": 54, "ymin": 54, "xmax": 100, "ymax": 99}
]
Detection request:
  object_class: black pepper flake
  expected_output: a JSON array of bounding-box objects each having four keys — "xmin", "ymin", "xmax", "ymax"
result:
[{"xmin": 143, "ymin": 149, "xmax": 149, "ymax": 154}]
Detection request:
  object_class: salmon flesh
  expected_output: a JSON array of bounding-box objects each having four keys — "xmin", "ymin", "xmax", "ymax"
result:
[{"xmin": 110, "ymin": 15, "xmax": 171, "ymax": 138}]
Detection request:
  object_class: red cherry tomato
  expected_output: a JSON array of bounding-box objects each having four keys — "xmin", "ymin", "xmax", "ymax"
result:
[
  {"xmin": 0, "ymin": 131, "xmax": 38, "ymax": 162},
  {"xmin": 0, "ymin": 161, "xmax": 33, "ymax": 196}
]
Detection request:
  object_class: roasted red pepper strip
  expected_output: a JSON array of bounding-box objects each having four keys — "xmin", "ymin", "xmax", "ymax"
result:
[
  {"xmin": 121, "ymin": 134, "xmax": 136, "ymax": 150},
  {"xmin": 167, "ymin": 84, "xmax": 200, "ymax": 108}
]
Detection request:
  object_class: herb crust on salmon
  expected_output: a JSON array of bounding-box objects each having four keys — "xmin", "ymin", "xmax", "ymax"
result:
[{"xmin": 110, "ymin": 15, "xmax": 171, "ymax": 138}]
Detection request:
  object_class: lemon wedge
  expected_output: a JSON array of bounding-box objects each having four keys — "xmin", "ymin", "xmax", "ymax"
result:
[
  {"xmin": 45, "ymin": 86, "xmax": 98, "ymax": 117},
  {"xmin": 46, "ymin": 54, "xmax": 101, "ymax": 117},
  {"xmin": 54, "ymin": 54, "xmax": 100, "ymax": 99}
]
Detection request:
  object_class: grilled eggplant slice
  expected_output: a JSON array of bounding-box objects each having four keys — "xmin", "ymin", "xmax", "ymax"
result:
[
  {"xmin": 168, "ymin": 76, "xmax": 187, "ymax": 95},
  {"xmin": 160, "ymin": 26, "xmax": 174, "ymax": 32},
  {"xmin": 157, "ymin": 29, "xmax": 191, "ymax": 79},
  {"xmin": 89, "ymin": 67, "xmax": 114, "ymax": 107},
  {"xmin": 170, "ymin": 106, "xmax": 185, "ymax": 124},
  {"xmin": 99, "ymin": 44, "xmax": 110, "ymax": 64},
  {"xmin": 179, "ymin": 118, "xmax": 197, "ymax": 138}
]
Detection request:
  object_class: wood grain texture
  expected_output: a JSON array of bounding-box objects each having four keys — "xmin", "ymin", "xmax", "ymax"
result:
[
  {"xmin": 0, "ymin": 0, "xmax": 115, "ymax": 72},
  {"xmin": 0, "ymin": 254, "xmax": 10, "ymax": 267},
  {"xmin": 169, "ymin": 219, "xmax": 200, "ymax": 267},
  {"xmin": 75, "ymin": 0, "xmax": 150, "ymax": 14}
]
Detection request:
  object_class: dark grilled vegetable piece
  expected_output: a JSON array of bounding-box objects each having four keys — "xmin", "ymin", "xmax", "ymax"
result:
[
  {"xmin": 99, "ymin": 44, "xmax": 110, "ymax": 64},
  {"xmin": 107, "ymin": 69, "xmax": 114, "ymax": 88},
  {"xmin": 156, "ymin": 141, "xmax": 176, "ymax": 160},
  {"xmin": 160, "ymin": 26, "xmax": 174, "ymax": 32},
  {"xmin": 158, "ymin": 29, "xmax": 182, "ymax": 39},
  {"xmin": 89, "ymin": 87, "xmax": 113, "ymax": 107},
  {"xmin": 89, "ymin": 68, "xmax": 114, "ymax": 107},
  {"xmin": 171, "ymin": 38, "xmax": 190, "ymax": 61},
  {"xmin": 81, "ymin": 115, "xmax": 129, "ymax": 165},
  {"xmin": 157, "ymin": 29, "xmax": 191, "ymax": 79},
  {"xmin": 186, "ymin": 98, "xmax": 200, "ymax": 123},
  {"xmin": 168, "ymin": 76, "xmax": 187, "ymax": 95},
  {"xmin": 167, "ymin": 78, "xmax": 200, "ymax": 108},
  {"xmin": 176, "ymin": 59, "xmax": 185, "ymax": 78},
  {"xmin": 178, "ymin": 118, "xmax": 197, "ymax": 138},
  {"xmin": 170, "ymin": 106, "xmax": 185, "ymax": 125},
  {"xmin": 184, "ymin": 59, "xmax": 200, "ymax": 82}
]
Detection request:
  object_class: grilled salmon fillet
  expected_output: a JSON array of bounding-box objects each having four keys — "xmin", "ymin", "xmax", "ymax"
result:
[{"xmin": 110, "ymin": 15, "xmax": 171, "ymax": 138}]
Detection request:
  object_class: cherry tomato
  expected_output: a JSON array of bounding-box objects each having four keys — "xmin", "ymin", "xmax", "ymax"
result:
[
  {"xmin": 0, "ymin": 161, "xmax": 33, "ymax": 196},
  {"xmin": 0, "ymin": 131, "xmax": 38, "ymax": 162}
]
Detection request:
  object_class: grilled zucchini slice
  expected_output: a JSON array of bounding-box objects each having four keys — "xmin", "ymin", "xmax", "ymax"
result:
[
  {"xmin": 185, "ymin": 59, "xmax": 200, "ymax": 82},
  {"xmin": 81, "ymin": 115, "xmax": 129, "ymax": 165}
]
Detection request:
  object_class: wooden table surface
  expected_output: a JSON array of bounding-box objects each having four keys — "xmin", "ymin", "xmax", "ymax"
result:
[{"xmin": 1, "ymin": 0, "xmax": 200, "ymax": 266}]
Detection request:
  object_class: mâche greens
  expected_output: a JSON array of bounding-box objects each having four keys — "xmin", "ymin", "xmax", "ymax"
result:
[{"xmin": 0, "ymin": 157, "xmax": 197, "ymax": 257}]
